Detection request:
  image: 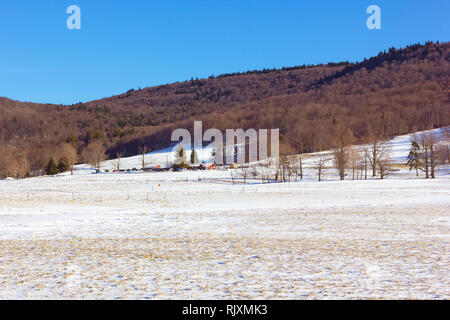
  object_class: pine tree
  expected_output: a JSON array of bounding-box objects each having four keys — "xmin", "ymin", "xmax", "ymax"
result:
[
  {"xmin": 173, "ymin": 146, "xmax": 188, "ymax": 168},
  {"xmin": 57, "ymin": 157, "xmax": 70, "ymax": 173},
  {"xmin": 190, "ymin": 149, "xmax": 199, "ymax": 165},
  {"xmin": 407, "ymin": 140, "xmax": 421, "ymax": 177},
  {"xmin": 45, "ymin": 158, "xmax": 58, "ymax": 175}
]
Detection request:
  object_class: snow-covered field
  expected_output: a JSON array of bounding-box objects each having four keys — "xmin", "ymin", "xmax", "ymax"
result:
[{"xmin": 0, "ymin": 129, "xmax": 449, "ymax": 299}]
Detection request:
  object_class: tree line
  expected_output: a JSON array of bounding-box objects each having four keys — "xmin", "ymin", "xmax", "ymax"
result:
[
  {"xmin": 228, "ymin": 126, "xmax": 449, "ymax": 184},
  {"xmin": 1, "ymin": 125, "xmax": 448, "ymax": 181},
  {"xmin": 0, "ymin": 42, "xmax": 449, "ymax": 177}
]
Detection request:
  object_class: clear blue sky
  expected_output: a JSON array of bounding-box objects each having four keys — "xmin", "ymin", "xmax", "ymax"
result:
[{"xmin": 0, "ymin": 0, "xmax": 448, "ymax": 105}]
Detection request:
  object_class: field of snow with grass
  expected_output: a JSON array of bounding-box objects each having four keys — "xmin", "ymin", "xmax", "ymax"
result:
[{"xmin": 0, "ymin": 129, "xmax": 449, "ymax": 299}]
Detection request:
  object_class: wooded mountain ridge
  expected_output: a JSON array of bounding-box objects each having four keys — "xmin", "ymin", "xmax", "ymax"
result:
[{"xmin": 0, "ymin": 41, "xmax": 449, "ymax": 175}]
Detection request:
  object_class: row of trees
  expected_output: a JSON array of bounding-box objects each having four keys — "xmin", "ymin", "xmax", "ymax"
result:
[
  {"xmin": 407, "ymin": 129, "xmax": 450, "ymax": 178},
  {"xmin": 258, "ymin": 125, "xmax": 395, "ymax": 183},
  {"xmin": 1, "ymin": 124, "xmax": 448, "ymax": 181},
  {"xmin": 329, "ymin": 126, "xmax": 393, "ymax": 180},
  {"xmin": 310, "ymin": 127, "xmax": 449, "ymax": 181},
  {"xmin": 0, "ymin": 141, "xmax": 107, "ymax": 179},
  {"xmin": 229, "ymin": 127, "xmax": 449, "ymax": 184},
  {"xmin": 172, "ymin": 146, "xmax": 200, "ymax": 168},
  {"xmin": 0, "ymin": 147, "xmax": 30, "ymax": 179}
]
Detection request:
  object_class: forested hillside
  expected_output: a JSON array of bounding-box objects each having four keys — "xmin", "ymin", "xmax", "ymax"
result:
[{"xmin": 0, "ymin": 41, "xmax": 449, "ymax": 176}]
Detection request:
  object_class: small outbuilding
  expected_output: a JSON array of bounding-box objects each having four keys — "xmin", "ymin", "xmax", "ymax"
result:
[{"xmin": 207, "ymin": 163, "xmax": 217, "ymax": 170}]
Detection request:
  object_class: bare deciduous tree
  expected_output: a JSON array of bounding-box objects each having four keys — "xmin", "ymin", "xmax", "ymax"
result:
[
  {"xmin": 377, "ymin": 158, "xmax": 392, "ymax": 179},
  {"xmin": 27, "ymin": 147, "xmax": 51, "ymax": 176},
  {"xmin": 240, "ymin": 167, "xmax": 250, "ymax": 183},
  {"xmin": 437, "ymin": 142, "xmax": 449, "ymax": 167},
  {"xmin": 332, "ymin": 127, "xmax": 354, "ymax": 180},
  {"xmin": 363, "ymin": 127, "xmax": 391, "ymax": 177},
  {"xmin": 291, "ymin": 128, "xmax": 307, "ymax": 180},
  {"xmin": 139, "ymin": 145, "xmax": 151, "ymax": 170},
  {"xmin": 0, "ymin": 145, "xmax": 16, "ymax": 178},
  {"xmin": 8, "ymin": 158, "xmax": 20, "ymax": 179},
  {"xmin": 84, "ymin": 141, "xmax": 107, "ymax": 172},
  {"xmin": 16, "ymin": 157, "xmax": 30, "ymax": 179},
  {"xmin": 432, "ymin": 129, "xmax": 449, "ymax": 173},
  {"xmin": 58, "ymin": 143, "xmax": 78, "ymax": 175},
  {"xmin": 277, "ymin": 155, "xmax": 291, "ymax": 182},
  {"xmin": 114, "ymin": 152, "xmax": 123, "ymax": 171},
  {"xmin": 230, "ymin": 169, "xmax": 236, "ymax": 185},
  {"xmin": 348, "ymin": 147, "xmax": 363, "ymax": 180},
  {"xmin": 258, "ymin": 160, "xmax": 272, "ymax": 183},
  {"xmin": 415, "ymin": 131, "xmax": 440, "ymax": 179},
  {"xmin": 297, "ymin": 155, "xmax": 303, "ymax": 180},
  {"xmin": 313, "ymin": 154, "xmax": 328, "ymax": 181}
]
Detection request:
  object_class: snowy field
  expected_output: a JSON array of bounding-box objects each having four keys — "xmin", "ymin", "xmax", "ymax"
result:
[{"xmin": 0, "ymin": 129, "xmax": 449, "ymax": 299}]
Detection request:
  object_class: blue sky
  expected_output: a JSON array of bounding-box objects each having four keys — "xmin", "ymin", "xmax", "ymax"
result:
[{"xmin": 0, "ymin": 0, "xmax": 448, "ymax": 104}]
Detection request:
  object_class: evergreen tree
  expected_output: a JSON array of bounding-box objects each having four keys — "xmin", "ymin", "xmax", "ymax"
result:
[
  {"xmin": 407, "ymin": 140, "xmax": 421, "ymax": 177},
  {"xmin": 45, "ymin": 158, "xmax": 58, "ymax": 175},
  {"xmin": 190, "ymin": 149, "xmax": 199, "ymax": 165},
  {"xmin": 57, "ymin": 157, "xmax": 70, "ymax": 173},
  {"xmin": 173, "ymin": 145, "xmax": 188, "ymax": 168}
]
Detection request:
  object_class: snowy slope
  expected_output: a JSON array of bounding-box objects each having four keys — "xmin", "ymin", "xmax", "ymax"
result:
[
  {"xmin": 75, "ymin": 127, "xmax": 448, "ymax": 174},
  {"xmin": 75, "ymin": 144, "xmax": 217, "ymax": 171}
]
